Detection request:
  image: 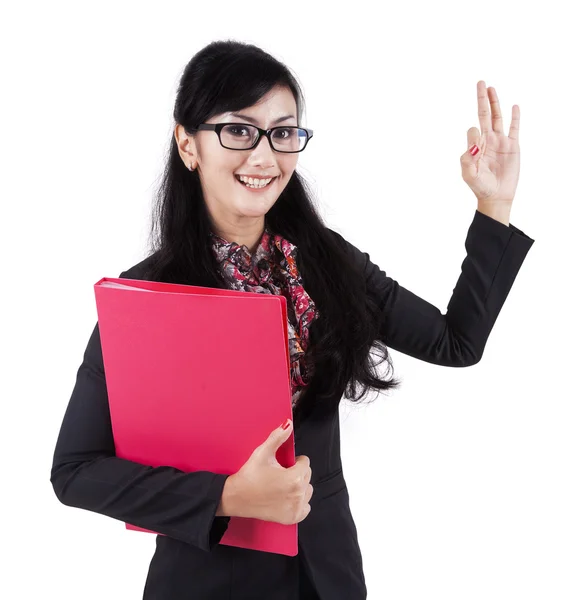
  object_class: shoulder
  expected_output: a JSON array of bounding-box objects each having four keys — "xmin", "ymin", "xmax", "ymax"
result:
[
  {"xmin": 118, "ymin": 252, "xmax": 158, "ymax": 280},
  {"xmin": 325, "ymin": 226, "xmax": 363, "ymax": 261},
  {"xmin": 324, "ymin": 227, "xmax": 375, "ymax": 283}
]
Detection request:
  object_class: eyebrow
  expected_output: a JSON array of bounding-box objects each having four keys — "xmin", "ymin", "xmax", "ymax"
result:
[{"xmin": 229, "ymin": 113, "xmax": 297, "ymax": 126}]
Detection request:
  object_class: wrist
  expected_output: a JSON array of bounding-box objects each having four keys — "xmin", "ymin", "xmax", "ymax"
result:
[
  {"xmin": 216, "ymin": 474, "xmax": 243, "ymax": 518},
  {"xmin": 476, "ymin": 202, "xmax": 512, "ymax": 226}
]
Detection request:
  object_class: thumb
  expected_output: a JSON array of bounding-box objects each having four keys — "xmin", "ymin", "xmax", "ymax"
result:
[
  {"xmin": 464, "ymin": 127, "xmax": 482, "ymax": 159},
  {"xmin": 258, "ymin": 419, "xmax": 294, "ymax": 460}
]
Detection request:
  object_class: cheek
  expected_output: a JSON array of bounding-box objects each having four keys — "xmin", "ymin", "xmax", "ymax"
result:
[{"xmin": 280, "ymin": 161, "xmax": 298, "ymax": 181}]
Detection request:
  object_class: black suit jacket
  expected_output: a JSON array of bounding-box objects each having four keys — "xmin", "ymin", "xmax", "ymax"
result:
[{"xmin": 50, "ymin": 209, "xmax": 534, "ymax": 599}]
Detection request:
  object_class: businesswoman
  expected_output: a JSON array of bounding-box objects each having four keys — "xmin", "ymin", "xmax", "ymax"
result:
[{"xmin": 50, "ymin": 40, "xmax": 535, "ymax": 599}]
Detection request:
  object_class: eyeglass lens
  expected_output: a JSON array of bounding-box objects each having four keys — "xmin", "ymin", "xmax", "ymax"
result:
[{"xmin": 220, "ymin": 124, "xmax": 307, "ymax": 152}]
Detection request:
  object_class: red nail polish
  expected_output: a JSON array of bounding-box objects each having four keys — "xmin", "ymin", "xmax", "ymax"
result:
[
  {"xmin": 470, "ymin": 144, "xmax": 479, "ymax": 156},
  {"xmin": 280, "ymin": 419, "xmax": 291, "ymax": 430}
]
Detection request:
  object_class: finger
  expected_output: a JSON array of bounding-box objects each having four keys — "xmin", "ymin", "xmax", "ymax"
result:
[
  {"xmin": 290, "ymin": 455, "xmax": 308, "ymax": 474},
  {"xmin": 295, "ymin": 455, "xmax": 310, "ymax": 468},
  {"xmin": 477, "ymin": 80, "xmax": 491, "ymax": 134},
  {"xmin": 508, "ymin": 104, "xmax": 520, "ymax": 142},
  {"xmin": 466, "ymin": 127, "xmax": 481, "ymax": 149},
  {"xmin": 488, "ymin": 86, "xmax": 504, "ymax": 134}
]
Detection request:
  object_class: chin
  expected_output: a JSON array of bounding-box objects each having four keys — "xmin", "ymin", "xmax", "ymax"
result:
[{"xmin": 239, "ymin": 198, "xmax": 277, "ymax": 213}]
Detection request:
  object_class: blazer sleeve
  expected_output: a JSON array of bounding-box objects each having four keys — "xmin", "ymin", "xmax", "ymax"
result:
[
  {"xmin": 330, "ymin": 209, "xmax": 535, "ymax": 367},
  {"xmin": 50, "ymin": 271, "xmax": 231, "ymax": 552}
]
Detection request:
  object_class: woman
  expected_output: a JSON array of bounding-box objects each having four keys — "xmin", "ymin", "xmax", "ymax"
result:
[{"xmin": 50, "ymin": 40, "xmax": 535, "ymax": 599}]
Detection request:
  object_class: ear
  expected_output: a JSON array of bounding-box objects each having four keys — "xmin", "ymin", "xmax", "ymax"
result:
[{"xmin": 174, "ymin": 123, "xmax": 198, "ymax": 170}]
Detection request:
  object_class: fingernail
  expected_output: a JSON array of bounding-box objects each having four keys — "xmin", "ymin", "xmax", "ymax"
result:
[
  {"xmin": 469, "ymin": 144, "xmax": 479, "ymax": 156},
  {"xmin": 280, "ymin": 419, "xmax": 291, "ymax": 430}
]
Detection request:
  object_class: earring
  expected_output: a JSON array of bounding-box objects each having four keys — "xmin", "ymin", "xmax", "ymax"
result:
[{"xmin": 189, "ymin": 163, "xmax": 196, "ymax": 171}]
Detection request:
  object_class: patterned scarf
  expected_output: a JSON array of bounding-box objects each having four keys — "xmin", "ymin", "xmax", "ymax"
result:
[{"xmin": 209, "ymin": 225, "xmax": 319, "ymax": 409}]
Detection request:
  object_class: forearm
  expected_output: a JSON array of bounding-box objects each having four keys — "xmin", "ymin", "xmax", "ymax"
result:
[{"xmin": 51, "ymin": 454, "xmax": 231, "ymax": 550}]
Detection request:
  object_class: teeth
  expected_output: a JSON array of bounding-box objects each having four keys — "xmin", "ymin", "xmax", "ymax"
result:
[{"xmin": 236, "ymin": 175, "xmax": 273, "ymax": 188}]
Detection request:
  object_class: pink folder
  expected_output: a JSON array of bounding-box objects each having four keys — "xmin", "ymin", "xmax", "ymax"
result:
[{"xmin": 94, "ymin": 276, "xmax": 298, "ymax": 556}]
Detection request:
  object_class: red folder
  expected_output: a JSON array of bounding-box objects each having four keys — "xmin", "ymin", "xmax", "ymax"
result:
[{"xmin": 93, "ymin": 277, "xmax": 297, "ymax": 556}]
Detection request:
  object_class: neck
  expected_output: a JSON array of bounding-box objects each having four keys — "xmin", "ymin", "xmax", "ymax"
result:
[{"xmin": 211, "ymin": 219, "xmax": 266, "ymax": 255}]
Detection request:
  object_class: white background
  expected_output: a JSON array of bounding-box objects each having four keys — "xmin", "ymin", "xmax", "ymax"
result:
[{"xmin": 2, "ymin": 1, "xmax": 580, "ymax": 598}]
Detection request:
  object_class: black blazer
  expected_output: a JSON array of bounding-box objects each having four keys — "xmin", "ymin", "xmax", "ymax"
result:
[{"xmin": 50, "ymin": 209, "xmax": 534, "ymax": 599}]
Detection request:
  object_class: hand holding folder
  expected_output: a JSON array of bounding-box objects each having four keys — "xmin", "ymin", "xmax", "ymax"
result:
[{"xmin": 94, "ymin": 276, "xmax": 298, "ymax": 556}]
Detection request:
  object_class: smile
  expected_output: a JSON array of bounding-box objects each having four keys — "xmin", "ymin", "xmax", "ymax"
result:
[{"xmin": 235, "ymin": 175, "xmax": 276, "ymax": 190}]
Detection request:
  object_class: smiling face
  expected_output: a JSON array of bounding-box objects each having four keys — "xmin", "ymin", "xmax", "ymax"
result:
[{"xmin": 175, "ymin": 85, "xmax": 300, "ymax": 243}]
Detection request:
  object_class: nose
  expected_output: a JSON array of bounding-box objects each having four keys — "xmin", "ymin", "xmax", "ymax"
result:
[
  {"xmin": 249, "ymin": 133, "xmax": 276, "ymax": 162},
  {"xmin": 253, "ymin": 135, "xmax": 273, "ymax": 154}
]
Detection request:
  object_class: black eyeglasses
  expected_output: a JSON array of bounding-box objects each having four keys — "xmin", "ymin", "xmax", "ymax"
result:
[{"xmin": 191, "ymin": 122, "xmax": 314, "ymax": 153}]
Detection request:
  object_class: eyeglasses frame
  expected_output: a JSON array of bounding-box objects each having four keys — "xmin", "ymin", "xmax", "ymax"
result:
[{"xmin": 191, "ymin": 122, "xmax": 314, "ymax": 153}]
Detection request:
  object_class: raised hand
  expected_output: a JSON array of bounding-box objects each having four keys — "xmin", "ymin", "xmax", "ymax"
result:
[{"xmin": 460, "ymin": 80, "xmax": 521, "ymax": 213}]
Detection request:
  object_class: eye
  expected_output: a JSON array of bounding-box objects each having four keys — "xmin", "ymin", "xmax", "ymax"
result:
[
  {"xmin": 273, "ymin": 128, "xmax": 292, "ymax": 138},
  {"xmin": 225, "ymin": 125, "xmax": 250, "ymax": 137}
]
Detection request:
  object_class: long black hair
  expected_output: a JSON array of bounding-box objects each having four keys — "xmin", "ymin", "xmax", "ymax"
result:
[{"xmin": 143, "ymin": 39, "xmax": 402, "ymax": 424}]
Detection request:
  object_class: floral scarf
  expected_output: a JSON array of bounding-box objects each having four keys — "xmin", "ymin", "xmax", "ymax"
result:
[{"xmin": 209, "ymin": 225, "xmax": 319, "ymax": 409}]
